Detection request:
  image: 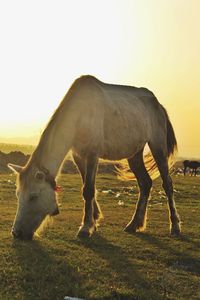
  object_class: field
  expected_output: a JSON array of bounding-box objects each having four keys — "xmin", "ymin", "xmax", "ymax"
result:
[
  {"xmin": 0, "ymin": 173, "xmax": 199, "ymax": 300},
  {"xmin": 0, "ymin": 143, "xmax": 35, "ymax": 155}
]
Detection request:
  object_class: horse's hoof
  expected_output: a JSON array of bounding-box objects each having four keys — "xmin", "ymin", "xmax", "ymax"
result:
[
  {"xmin": 77, "ymin": 229, "xmax": 91, "ymax": 238},
  {"xmin": 171, "ymin": 227, "xmax": 181, "ymax": 237},
  {"xmin": 171, "ymin": 223, "xmax": 181, "ymax": 236},
  {"xmin": 77, "ymin": 225, "xmax": 96, "ymax": 238},
  {"xmin": 124, "ymin": 225, "xmax": 137, "ymax": 234}
]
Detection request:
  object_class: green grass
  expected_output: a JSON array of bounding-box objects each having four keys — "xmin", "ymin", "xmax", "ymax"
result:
[{"xmin": 0, "ymin": 174, "xmax": 199, "ymax": 300}]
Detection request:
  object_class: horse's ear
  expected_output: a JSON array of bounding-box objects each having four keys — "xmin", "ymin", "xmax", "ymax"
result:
[
  {"xmin": 7, "ymin": 163, "xmax": 23, "ymax": 174},
  {"xmin": 35, "ymin": 171, "xmax": 45, "ymax": 181}
]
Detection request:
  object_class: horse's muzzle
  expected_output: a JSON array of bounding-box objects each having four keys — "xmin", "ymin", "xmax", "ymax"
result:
[
  {"xmin": 12, "ymin": 228, "xmax": 33, "ymax": 240},
  {"xmin": 51, "ymin": 207, "xmax": 60, "ymax": 216}
]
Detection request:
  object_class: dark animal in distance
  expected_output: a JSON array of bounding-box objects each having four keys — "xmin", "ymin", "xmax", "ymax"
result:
[{"xmin": 183, "ymin": 160, "xmax": 200, "ymax": 176}]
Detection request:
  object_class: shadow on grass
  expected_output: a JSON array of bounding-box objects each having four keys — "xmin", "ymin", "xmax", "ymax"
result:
[
  {"xmin": 75, "ymin": 233, "xmax": 164, "ymax": 300},
  {"xmin": 134, "ymin": 233, "xmax": 200, "ymax": 276},
  {"xmin": 12, "ymin": 239, "xmax": 83, "ymax": 300},
  {"xmin": 179, "ymin": 234, "xmax": 200, "ymax": 249}
]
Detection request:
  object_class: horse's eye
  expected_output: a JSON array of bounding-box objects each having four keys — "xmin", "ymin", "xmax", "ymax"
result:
[{"xmin": 29, "ymin": 193, "xmax": 38, "ymax": 201}]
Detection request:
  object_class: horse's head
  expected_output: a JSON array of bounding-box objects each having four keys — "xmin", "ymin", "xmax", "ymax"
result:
[{"xmin": 8, "ymin": 163, "xmax": 60, "ymax": 240}]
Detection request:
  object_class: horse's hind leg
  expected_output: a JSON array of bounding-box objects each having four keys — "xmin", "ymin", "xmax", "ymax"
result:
[
  {"xmin": 124, "ymin": 150, "xmax": 152, "ymax": 233},
  {"xmin": 73, "ymin": 153, "xmax": 103, "ymax": 225},
  {"xmin": 150, "ymin": 148, "xmax": 181, "ymax": 236}
]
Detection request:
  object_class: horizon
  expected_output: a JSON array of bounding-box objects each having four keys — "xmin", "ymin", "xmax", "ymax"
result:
[
  {"xmin": 0, "ymin": 1, "xmax": 200, "ymax": 158},
  {"xmin": 0, "ymin": 140, "xmax": 199, "ymax": 161}
]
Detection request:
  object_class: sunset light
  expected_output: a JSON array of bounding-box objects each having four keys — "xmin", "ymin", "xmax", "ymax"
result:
[
  {"xmin": 1, "ymin": 2, "xmax": 200, "ymax": 299},
  {"xmin": 0, "ymin": 0, "xmax": 199, "ymax": 158}
]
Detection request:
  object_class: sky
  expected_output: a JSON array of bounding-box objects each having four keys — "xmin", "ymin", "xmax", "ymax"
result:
[{"xmin": 0, "ymin": 0, "xmax": 199, "ymax": 158}]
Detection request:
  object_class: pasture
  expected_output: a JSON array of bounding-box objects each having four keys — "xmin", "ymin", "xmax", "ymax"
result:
[{"xmin": 0, "ymin": 173, "xmax": 199, "ymax": 300}]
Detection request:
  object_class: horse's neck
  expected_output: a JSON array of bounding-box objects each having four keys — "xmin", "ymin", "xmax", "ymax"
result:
[
  {"xmin": 32, "ymin": 106, "xmax": 76, "ymax": 177},
  {"xmin": 40, "ymin": 135, "xmax": 71, "ymax": 177}
]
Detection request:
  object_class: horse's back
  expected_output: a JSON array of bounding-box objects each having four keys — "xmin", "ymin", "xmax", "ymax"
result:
[
  {"xmin": 94, "ymin": 79, "xmax": 161, "ymax": 159},
  {"xmin": 72, "ymin": 76, "xmax": 167, "ymax": 160}
]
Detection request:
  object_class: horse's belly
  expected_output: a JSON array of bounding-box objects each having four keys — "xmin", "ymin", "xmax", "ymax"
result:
[
  {"xmin": 99, "ymin": 135, "xmax": 146, "ymax": 160},
  {"xmin": 73, "ymin": 133, "xmax": 146, "ymax": 161},
  {"xmin": 73, "ymin": 102, "xmax": 148, "ymax": 160}
]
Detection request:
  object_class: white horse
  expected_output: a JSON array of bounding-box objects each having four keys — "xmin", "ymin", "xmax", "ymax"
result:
[{"xmin": 8, "ymin": 75, "xmax": 181, "ymax": 240}]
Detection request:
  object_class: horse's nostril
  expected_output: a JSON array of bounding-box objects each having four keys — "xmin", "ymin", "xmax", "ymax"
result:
[
  {"xmin": 12, "ymin": 228, "xmax": 22, "ymax": 239},
  {"xmin": 11, "ymin": 229, "xmax": 16, "ymax": 237}
]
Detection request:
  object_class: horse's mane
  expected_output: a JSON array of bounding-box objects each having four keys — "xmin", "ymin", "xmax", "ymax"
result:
[{"xmin": 29, "ymin": 75, "xmax": 99, "ymax": 166}]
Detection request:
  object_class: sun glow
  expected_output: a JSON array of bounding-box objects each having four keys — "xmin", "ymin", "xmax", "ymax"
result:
[
  {"xmin": 0, "ymin": 1, "xmax": 140, "ymax": 138},
  {"xmin": 0, "ymin": 0, "xmax": 200, "ymax": 157}
]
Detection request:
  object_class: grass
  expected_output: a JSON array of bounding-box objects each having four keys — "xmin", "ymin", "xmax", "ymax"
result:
[{"xmin": 0, "ymin": 173, "xmax": 199, "ymax": 300}]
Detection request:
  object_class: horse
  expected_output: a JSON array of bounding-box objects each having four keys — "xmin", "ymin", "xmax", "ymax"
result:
[
  {"xmin": 8, "ymin": 75, "xmax": 181, "ymax": 240},
  {"xmin": 183, "ymin": 160, "xmax": 200, "ymax": 176}
]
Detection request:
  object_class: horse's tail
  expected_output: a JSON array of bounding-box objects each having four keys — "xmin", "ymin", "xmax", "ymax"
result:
[
  {"xmin": 115, "ymin": 151, "xmax": 160, "ymax": 181},
  {"xmin": 162, "ymin": 105, "xmax": 178, "ymax": 158},
  {"xmin": 116, "ymin": 106, "xmax": 177, "ymax": 181}
]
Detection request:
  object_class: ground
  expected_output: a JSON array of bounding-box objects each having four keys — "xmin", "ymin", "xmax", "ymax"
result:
[{"xmin": 0, "ymin": 173, "xmax": 199, "ymax": 300}]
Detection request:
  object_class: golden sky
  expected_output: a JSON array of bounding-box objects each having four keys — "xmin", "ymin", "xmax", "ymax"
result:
[{"xmin": 0, "ymin": 0, "xmax": 199, "ymax": 158}]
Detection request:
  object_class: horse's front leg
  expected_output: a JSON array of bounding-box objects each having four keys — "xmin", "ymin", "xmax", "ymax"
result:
[{"xmin": 77, "ymin": 156, "xmax": 98, "ymax": 238}]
